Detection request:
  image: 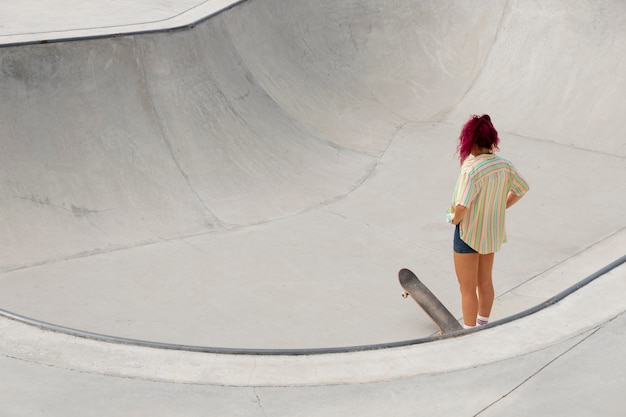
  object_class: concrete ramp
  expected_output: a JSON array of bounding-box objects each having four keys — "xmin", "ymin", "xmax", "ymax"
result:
[{"xmin": 0, "ymin": 0, "xmax": 624, "ymax": 350}]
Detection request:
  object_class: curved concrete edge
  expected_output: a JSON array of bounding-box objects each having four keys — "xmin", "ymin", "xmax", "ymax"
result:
[
  {"xmin": 0, "ymin": 260, "xmax": 623, "ymax": 387},
  {"xmin": 0, "ymin": 0, "xmax": 244, "ymax": 47}
]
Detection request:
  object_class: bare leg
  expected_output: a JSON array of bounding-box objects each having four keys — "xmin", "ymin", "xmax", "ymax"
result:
[
  {"xmin": 477, "ymin": 253, "xmax": 495, "ymax": 318},
  {"xmin": 453, "ymin": 252, "xmax": 480, "ymax": 327}
]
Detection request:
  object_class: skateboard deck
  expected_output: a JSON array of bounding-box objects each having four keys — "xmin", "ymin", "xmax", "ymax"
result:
[{"xmin": 399, "ymin": 268, "xmax": 463, "ymax": 334}]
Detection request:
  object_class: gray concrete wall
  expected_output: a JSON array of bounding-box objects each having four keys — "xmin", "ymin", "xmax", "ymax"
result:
[{"xmin": 1, "ymin": 0, "xmax": 624, "ymax": 277}]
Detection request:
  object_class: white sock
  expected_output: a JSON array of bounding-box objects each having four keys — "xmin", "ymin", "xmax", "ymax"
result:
[
  {"xmin": 476, "ymin": 315, "xmax": 489, "ymax": 326},
  {"xmin": 462, "ymin": 323, "xmax": 475, "ymax": 329}
]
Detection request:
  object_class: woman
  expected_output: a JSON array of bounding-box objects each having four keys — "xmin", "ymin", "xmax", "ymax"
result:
[{"xmin": 447, "ymin": 115, "xmax": 529, "ymax": 329}]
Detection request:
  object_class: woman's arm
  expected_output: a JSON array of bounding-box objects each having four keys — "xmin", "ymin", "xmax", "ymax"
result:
[{"xmin": 506, "ymin": 192, "xmax": 524, "ymax": 209}]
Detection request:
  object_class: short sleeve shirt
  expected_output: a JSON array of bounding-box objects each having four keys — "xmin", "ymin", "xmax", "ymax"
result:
[{"xmin": 450, "ymin": 154, "xmax": 529, "ymax": 254}]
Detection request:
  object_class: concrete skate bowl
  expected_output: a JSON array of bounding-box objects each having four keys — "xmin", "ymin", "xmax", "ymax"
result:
[{"xmin": 1, "ymin": 0, "xmax": 625, "ymax": 354}]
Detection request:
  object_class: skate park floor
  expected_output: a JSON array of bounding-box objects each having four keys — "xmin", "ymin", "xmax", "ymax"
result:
[{"xmin": 1, "ymin": 1, "xmax": 625, "ymax": 415}]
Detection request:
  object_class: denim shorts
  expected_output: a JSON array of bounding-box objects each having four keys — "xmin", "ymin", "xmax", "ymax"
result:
[{"xmin": 454, "ymin": 224, "xmax": 478, "ymax": 254}]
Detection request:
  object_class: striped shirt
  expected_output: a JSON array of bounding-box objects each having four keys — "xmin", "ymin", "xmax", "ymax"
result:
[{"xmin": 450, "ymin": 154, "xmax": 529, "ymax": 254}]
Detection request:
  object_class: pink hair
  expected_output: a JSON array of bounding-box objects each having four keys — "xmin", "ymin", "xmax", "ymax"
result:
[{"xmin": 457, "ymin": 114, "xmax": 500, "ymax": 164}]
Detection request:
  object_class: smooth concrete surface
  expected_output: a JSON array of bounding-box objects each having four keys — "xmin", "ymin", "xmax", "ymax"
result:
[
  {"xmin": 1, "ymin": 0, "xmax": 625, "ymax": 350},
  {"xmin": 0, "ymin": 0, "xmax": 625, "ymax": 414},
  {"xmin": 3, "ymin": 121, "xmax": 624, "ymax": 349},
  {"xmin": 1, "ymin": 260, "xmax": 624, "ymax": 387},
  {"xmin": 3, "ymin": 310, "xmax": 626, "ymax": 416}
]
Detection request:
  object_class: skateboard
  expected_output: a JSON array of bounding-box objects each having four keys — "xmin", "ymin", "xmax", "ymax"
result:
[{"xmin": 399, "ymin": 268, "xmax": 463, "ymax": 334}]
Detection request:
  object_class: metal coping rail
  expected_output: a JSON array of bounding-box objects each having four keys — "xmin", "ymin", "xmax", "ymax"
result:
[
  {"xmin": 0, "ymin": 254, "xmax": 624, "ymax": 356},
  {"xmin": 0, "ymin": 0, "xmax": 248, "ymax": 49}
]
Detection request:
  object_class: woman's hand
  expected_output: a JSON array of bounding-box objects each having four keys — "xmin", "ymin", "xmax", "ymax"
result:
[{"xmin": 451, "ymin": 205, "xmax": 467, "ymax": 225}]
